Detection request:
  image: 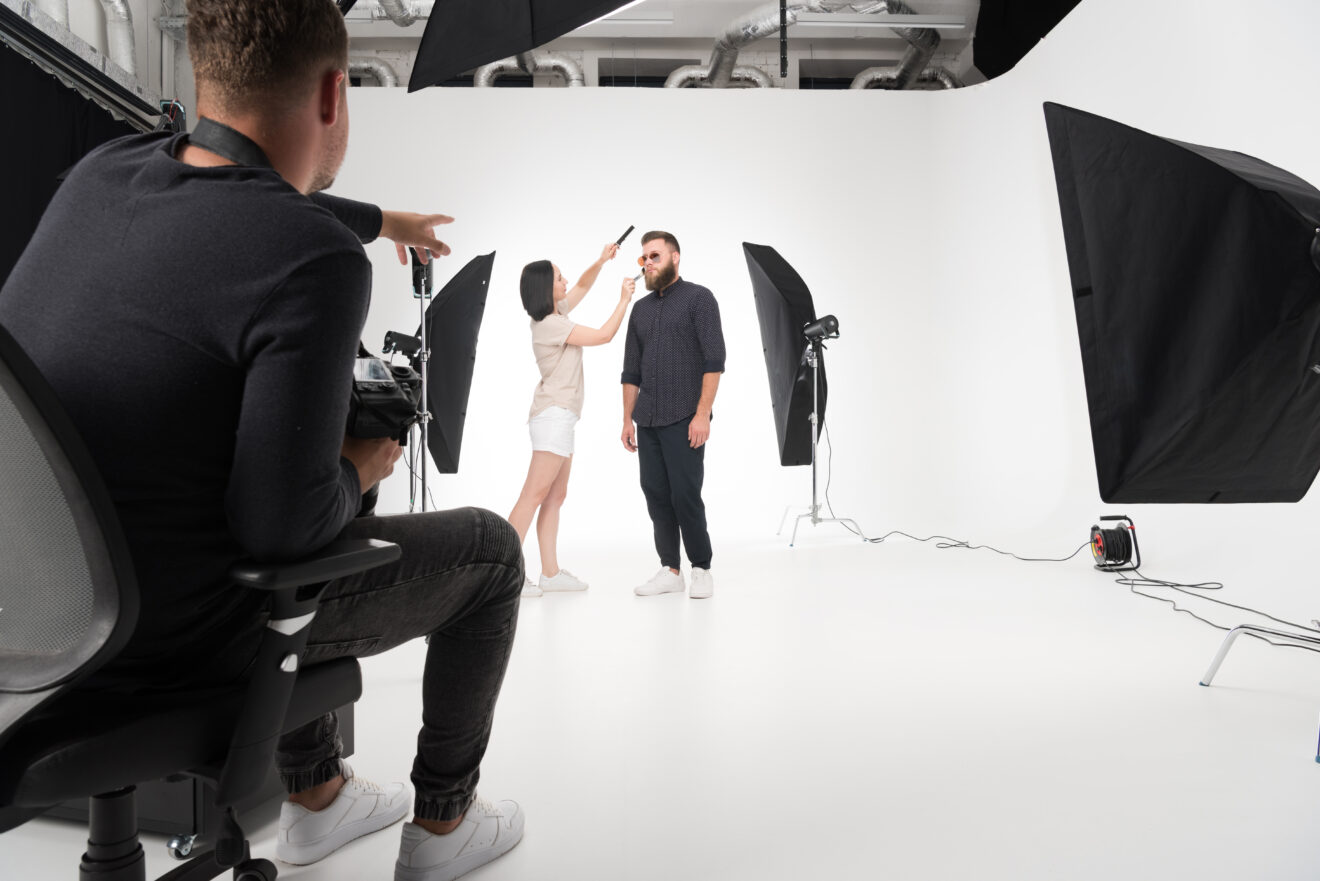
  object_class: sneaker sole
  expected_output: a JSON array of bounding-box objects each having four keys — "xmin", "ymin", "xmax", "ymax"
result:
[
  {"xmin": 277, "ymin": 803, "xmax": 409, "ymax": 865},
  {"xmin": 394, "ymin": 825, "xmax": 524, "ymax": 881},
  {"xmin": 634, "ymin": 586, "xmax": 685, "ymax": 596}
]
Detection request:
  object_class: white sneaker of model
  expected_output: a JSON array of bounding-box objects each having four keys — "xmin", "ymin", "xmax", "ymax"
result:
[
  {"xmin": 634, "ymin": 567, "xmax": 685, "ymax": 596},
  {"xmin": 394, "ymin": 795, "xmax": 524, "ymax": 881},
  {"xmin": 689, "ymin": 567, "xmax": 714, "ymax": 599},
  {"xmin": 539, "ymin": 568, "xmax": 588, "ymax": 591},
  {"xmin": 520, "ymin": 575, "xmax": 542, "ymax": 598},
  {"xmin": 276, "ymin": 763, "xmax": 411, "ymax": 865}
]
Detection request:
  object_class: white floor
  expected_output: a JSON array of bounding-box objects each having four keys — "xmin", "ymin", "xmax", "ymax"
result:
[{"xmin": 5, "ymin": 528, "xmax": 1320, "ymax": 881}]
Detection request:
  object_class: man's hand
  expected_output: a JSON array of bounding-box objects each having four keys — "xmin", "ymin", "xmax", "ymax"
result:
[
  {"xmin": 379, "ymin": 210, "xmax": 454, "ymax": 264},
  {"xmin": 622, "ymin": 422, "xmax": 637, "ymax": 453},
  {"xmin": 341, "ymin": 435, "xmax": 403, "ymax": 491},
  {"xmin": 688, "ymin": 413, "xmax": 711, "ymax": 449}
]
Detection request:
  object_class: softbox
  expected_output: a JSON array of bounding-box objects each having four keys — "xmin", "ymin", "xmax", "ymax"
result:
[
  {"xmin": 412, "ymin": 251, "xmax": 495, "ymax": 473},
  {"xmin": 409, "ymin": 0, "xmax": 632, "ymax": 91},
  {"xmin": 1045, "ymin": 102, "xmax": 1320, "ymax": 503},
  {"xmin": 743, "ymin": 243, "xmax": 826, "ymax": 467}
]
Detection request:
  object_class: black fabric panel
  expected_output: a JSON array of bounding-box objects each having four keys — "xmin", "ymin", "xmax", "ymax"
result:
[
  {"xmin": 1045, "ymin": 102, "xmax": 1320, "ymax": 503},
  {"xmin": 743, "ymin": 243, "xmax": 826, "ymax": 467},
  {"xmin": 0, "ymin": 45, "xmax": 137, "ymax": 287},
  {"xmin": 415, "ymin": 251, "xmax": 495, "ymax": 472},
  {"xmin": 410, "ymin": 0, "xmax": 630, "ymax": 90},
  {"xmin": 975, "ymin": 0, "xmax": 1082, "ymax": 80}
]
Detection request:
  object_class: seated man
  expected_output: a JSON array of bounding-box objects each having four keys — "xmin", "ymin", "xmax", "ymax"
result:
[{"xmin": 0, "ymin": 1, "xmax": 524, "ymax": 878}]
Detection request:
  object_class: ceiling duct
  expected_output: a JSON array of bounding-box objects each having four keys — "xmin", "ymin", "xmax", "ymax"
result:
[
  {"xmin": 96, "ymin": 0, "xmax": 136, "ymax": 77},
  {"xmin": 665, "ymin": 64, "xmax": 772, "ymax": 89},
  {"xmin": 666, "ymin": 0, "xmax": 943, "ymax": 90},
  {"xmin": 349, "ymin": 57, "xmax": 399, "ymax": 86},
  {"xmin": 474, "ymin": 51, "xmax": 584, "ymax": 87},
  {"xmin": 850, "ymin": 65, "xmax": 961, "ymax": 89},
  {"xmin": 33, "ymin": 0, "xmax": 66, "ymax": 27},
  {"xmin": 376, "ymin": 0, "xmax": 418, "ymax": 27}
]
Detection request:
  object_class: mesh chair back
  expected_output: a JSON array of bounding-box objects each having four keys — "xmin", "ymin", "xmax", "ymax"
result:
[{"xmin": 0, "ymin": 324, "xmax": 137, "ymax": 710}]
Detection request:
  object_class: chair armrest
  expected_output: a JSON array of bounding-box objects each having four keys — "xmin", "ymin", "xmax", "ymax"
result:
[{"xmin": 227, "ymin": 539, "xmax": 400, "ymax": 590}]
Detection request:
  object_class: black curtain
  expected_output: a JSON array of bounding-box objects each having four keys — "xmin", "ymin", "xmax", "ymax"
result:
[{"xmin": 0, "ymin": 44, "xmax": 138, "ymax": 286}]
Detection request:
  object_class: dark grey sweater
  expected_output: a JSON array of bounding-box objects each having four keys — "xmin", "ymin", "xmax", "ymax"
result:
[{"xmin": 0, "ymin": 130, "xmax": 381, "ymax": 673}]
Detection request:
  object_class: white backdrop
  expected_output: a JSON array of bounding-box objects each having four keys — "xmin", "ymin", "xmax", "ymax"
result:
[{"xmin": 330, "ymin": 0, "xmax": 1320, "ymax": 617}]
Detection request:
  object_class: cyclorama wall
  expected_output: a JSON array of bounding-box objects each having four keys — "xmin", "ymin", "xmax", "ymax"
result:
[{"xmin": 331, "ymin": 0, "xmax": 1320, "ymax": 617}]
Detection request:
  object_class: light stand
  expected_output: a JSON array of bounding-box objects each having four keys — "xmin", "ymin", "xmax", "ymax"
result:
[
  {"xmin": 783, "ymin": 316, "xmax": 862, "ymax": 546},
  {"xmin": 409, "ymin": 250, "xmax": 434, "ymax": 513}
]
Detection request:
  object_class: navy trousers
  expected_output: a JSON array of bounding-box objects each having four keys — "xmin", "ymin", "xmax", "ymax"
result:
[{"xmin": 637, "ymin": 416, "xmax": 712, "ymax": 570}]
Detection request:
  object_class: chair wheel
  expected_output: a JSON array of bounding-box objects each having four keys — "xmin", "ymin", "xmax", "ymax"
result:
[
  {"xmin": 233, "ymin": 857, "xmax": 277, "ymax": 881},
  {"xmin": 167, "ymin": 834, "xmax": 197, "ymax": 860}
]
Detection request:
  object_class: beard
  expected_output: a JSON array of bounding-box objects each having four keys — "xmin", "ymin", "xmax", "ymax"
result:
[{"xmin": 645, "ymin": 262, "xmax": 677, "ymax": 292}]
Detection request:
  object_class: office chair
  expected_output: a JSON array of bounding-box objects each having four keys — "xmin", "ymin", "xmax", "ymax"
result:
[{"xmin": 0, "ymin": 323, "xmax": 401, "ymax": 881}]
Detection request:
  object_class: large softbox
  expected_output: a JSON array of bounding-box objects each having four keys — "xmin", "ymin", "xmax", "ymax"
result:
[
  {"xmin": 743, "ymin": 243, "xmax": 826, "ymax": 467},
  {"xmin": 1045, "ymin": 102, "xmax": 1320, "ymax": 503},
  {"xmin": 409, "ymin": 0, "xmax": 631, "ymax": 91},
  {"xmin": 413, "ymin": 251, "xmax": 495, "ymax": 473}
]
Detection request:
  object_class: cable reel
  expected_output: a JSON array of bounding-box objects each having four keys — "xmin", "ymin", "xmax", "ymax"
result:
[{"xmin": 1090, "ymin": 514, "xmax": 1141, "ymax": 571}]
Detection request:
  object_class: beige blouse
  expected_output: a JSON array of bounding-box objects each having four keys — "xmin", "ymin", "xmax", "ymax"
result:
[{"xmin": 528, "ymin": 312, "xmax": 583, "ymax": 420}]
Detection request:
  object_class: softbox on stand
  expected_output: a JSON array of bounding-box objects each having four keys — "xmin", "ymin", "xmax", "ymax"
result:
[
  {"xmin": 1044, "ymin": 102, "xmax": 1320, "ymax": 503},
  {"xmin": 413, "ymin": 251, "xmax": 495, "ymax": 473},
  {"xmin": 743, "ymin": 242, "xmax": 827, "ymax": 467}
]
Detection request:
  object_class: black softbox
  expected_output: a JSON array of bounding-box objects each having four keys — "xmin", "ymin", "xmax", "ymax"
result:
[
  {"xmin": 409, "ymin": 0, "xmax": 631, "ymax": 91},
  {"xmin": 413, "ymin": 251, "xmax": 495, "ymax": 473},
  {"xmin": 743, "ymin": 243, "xmax": 826, "ymax": 467},
  {"xmin": 1045, "ymin": 102, "xmax": 1320, "ymax": 503}
]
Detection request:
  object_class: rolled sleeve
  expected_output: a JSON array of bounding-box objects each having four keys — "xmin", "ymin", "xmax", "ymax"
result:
[{"xmin": 695, "ymin": 291, "xmax": 726, "ymax": 374}]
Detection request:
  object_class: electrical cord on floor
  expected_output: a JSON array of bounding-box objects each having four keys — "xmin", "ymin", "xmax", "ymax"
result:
[{"xmin": 820, "ymin": 422, "xmax": 1090, "ymax": 562}]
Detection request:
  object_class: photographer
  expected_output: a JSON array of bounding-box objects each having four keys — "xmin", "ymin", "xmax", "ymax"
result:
[{"xmin": 0, "ymin": 1, "xmax": 524, "ymax": 878}]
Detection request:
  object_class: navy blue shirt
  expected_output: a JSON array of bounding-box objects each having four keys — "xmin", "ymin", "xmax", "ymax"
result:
[{"xmin": 621, "ymin": 278, "xmax": 726, "ymax": 428}]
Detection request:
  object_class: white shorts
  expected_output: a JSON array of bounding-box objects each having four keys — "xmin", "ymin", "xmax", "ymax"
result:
[{"xmin": 529, "ymin": 406, "xmax": 578, "ymax": 457}]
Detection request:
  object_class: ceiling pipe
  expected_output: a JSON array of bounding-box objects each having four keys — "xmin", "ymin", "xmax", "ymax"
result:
[
  {"xmin": 33, "ymin": 0, "xmax": 68, "ymax": 28},
  {"xmin": 850, "ymin": 66, "xmax": 962, "ymax": 89},
  {"xmin": 349, "ymin": 58, "xmax": 400, "ymax": 87},
  {"xmin": 667, "ymin": 0, "xmax": 945, "ymax": 90},
  {"xmin": 376, "ymin": 0, "xmax": 418, "ymax": 27},
  {"xmin": 665, "ymin": 65, "xmax": 773, "ymax": 89},
  {"xmin": 96, "ymin": 0, "xmax": 137, "ymax": 77},
  {"xmin": 474, "ymin": 52, "xmax": 585, "ymax": 87}
]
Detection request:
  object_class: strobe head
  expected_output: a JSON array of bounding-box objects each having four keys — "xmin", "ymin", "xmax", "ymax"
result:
[
  {"xmin": 803, "ymin": 314, "xmax": 839, "ymax": 341},
  {"xmin": 1090, "ymin": 514, "xmax": 1141, "ymax": 572}
]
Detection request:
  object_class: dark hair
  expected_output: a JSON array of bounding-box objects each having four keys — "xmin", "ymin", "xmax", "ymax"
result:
[
  {"xmin": 187, "ymin": 0, "xmax": 348, "ymax": 113},
  {"xmin": 520, "ymin": 260, "xmax": 555, "ymax": 321},
  {"xmin": 641, "ymin": 230, "xmax": 680, "ymax": 254}
]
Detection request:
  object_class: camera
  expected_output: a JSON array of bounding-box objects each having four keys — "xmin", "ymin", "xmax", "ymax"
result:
[{"xmin": 346, "ymin": 355, "xmax": 422, "ymax": 442}]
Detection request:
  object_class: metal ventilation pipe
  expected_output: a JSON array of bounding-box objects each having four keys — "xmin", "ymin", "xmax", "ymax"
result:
[
  {"xmin": 349, "ymin": 58, "xmax": 400, "ymax": 87},
  {"xmin": 34, "ymin": 0, "xmax": 69, "ymax": 28},
  {"xmin": 850, "ymin": 66, "xmax": 961, "ymax": 89},
  {"xmin": 377, "ymin": 0, "xmax": 418, "ymax": 27},
  {"xmin": 668, "ymin": 0, "xmax": 942, "ymax": 90},
  {"xmin": 97, "ymin": 0, "xmax": 137, "ymax": 77},
  {"xmin": 665, "ymin": 65, "xmax": 773, "ymax": 89},
  {"xmin": 474, "ymin": 52, "xmax": 585, "ymax": 87}
]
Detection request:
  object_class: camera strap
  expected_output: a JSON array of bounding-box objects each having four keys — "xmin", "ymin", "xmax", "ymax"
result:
[{"xmin": 186, "ymin": 117, "xmax": 273, "ymax": 169}]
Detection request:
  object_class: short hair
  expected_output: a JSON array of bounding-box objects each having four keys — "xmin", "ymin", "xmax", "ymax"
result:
[
  {"xmin": 641, "ymin": 230, "xmax": 680, "ymax": 254},
  {"xmin": 520, "ymin": 260, "xmax": 555, "ymax": 321},
  {"xmin": 187, "ymin": 0, "xmax": 348, "ymax": 113}
]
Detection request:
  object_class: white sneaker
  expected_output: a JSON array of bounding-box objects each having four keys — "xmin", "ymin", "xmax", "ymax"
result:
[
  {"xmin": 394, "ymin": 795, "xmax": 524, "ymax": 881},
  {"xmin": 277, "ymin": 763, "xmax": 411, "ymax": 865},
  {"xmin": 634, "ymin": 567, "xmax": 685, "ymax": 596},
  {"xmin": 520, "ymin": 576, "xmax": 542, "ymax": 598},
  {"xmin": 689, "ymin": 567, "xmax": 714, "ymax": 599},
  {"xmin": 539, "ymin": 568, "xmax": 588, "ymax": 591}
]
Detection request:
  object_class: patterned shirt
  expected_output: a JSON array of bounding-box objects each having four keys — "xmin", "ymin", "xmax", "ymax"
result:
[{"xmin": 621, "ymin": 277, "xmax": 726, "ymax": 428}]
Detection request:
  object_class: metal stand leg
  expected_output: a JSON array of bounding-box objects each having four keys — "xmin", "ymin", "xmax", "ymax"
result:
[
  {"xmin": 1198, "ymin": 624, "xmax": 1320, "ymax": 686},
  {"xmin": 787, "ymin": 342, "xmax": 864, "ymax": 547}
]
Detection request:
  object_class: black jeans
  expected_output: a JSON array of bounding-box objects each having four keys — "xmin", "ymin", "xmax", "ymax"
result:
[
  {"xmin": 637, "ymin": 416, "xmax": 712, "ymax": 570},
  {"xmin": 273, "ymin": 506, "xmax": 522, "ymax": 822}
]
